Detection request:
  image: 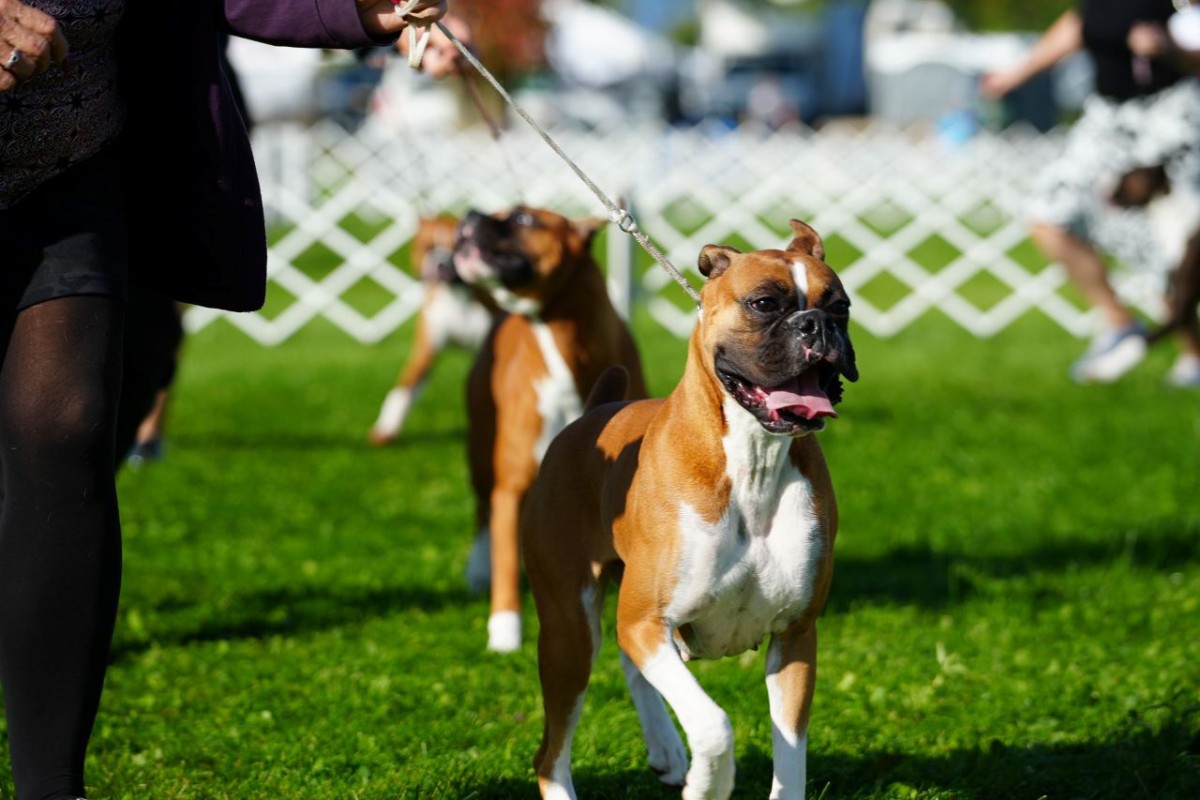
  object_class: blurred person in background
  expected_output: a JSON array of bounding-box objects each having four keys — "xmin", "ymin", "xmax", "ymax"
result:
[
  {"xmin": 982, "ymin": 1, "xmax": 1200, "ymax": 387},
  {"xmin": 0, "ymin": 2, "xmax": 447, "ymax": 799}
]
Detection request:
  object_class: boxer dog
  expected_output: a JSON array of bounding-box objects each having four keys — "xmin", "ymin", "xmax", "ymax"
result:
[
  {"xmin": 1110, "ymin": 165, "xmax": 1200, "ymax": 353},
  {"xmin": 368, "ymin": 216, "xmax": 499, "ymax": 446},
  {"xmin": 454, "ymin": 205, "xmax": 647, "ymax": 653},
  {"xmin": 522, "ymin": 219, "xmax": 856, "ymax": 799}
]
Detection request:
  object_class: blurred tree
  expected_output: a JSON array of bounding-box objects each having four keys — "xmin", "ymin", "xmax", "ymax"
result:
[
  {"xmin": 943, "ymin": 0, "xmax": 1073, "ymax": 31},
  {"xmin": 649, "ymin": 1, "xmax": 1075, "ymax": 34},
  {"xmin": 455, "ymin": 0, "xmax": 549, "ymax": 82}
]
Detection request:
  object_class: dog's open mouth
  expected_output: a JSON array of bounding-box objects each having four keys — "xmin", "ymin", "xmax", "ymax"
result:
[
  {"xmin": 453, "ymin": 240, "xmax": 535, "ymax": 289},
  {"xmin": 718, "ymin": 363, "xmax": 837, "ymax": 434}
]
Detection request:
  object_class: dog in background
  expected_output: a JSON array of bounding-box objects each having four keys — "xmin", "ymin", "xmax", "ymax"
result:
[
  {"xmin": 522, "ymin": 219, "xmax": 856, "ymax": 798},
  {"xmin": 1110, "ymin": 165, "xmax": 1200, "ymax": 384},
  {"xmin": 454, "ymin": 205, "xmax": 647, "ymax": 653},
  {"xmin": 368, "ymin": 216, "xmax": 500, "ymax": 446}
]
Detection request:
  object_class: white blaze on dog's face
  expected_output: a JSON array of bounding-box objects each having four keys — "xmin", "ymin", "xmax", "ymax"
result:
[
  {"xmin": 698, "ymin": 219, "xmax": 857, "ymax": 436},
  {"xmin": 452, "ymin": 206, "xmax": 605, "ymax": 316}
]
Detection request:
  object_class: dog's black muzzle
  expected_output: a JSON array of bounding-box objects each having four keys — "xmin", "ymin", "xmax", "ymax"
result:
[
  {"xmin": 459, "ymin": 210, "xmax": 536, "ymax": 288},
  {"xmin": 776, "ymin": 308, "xmax": 858, "ymax": 385}
]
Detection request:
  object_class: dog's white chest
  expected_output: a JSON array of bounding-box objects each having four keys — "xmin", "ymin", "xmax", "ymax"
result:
[
  {"xmin": 531, "ymin": 322, "xmax": 583, "ymax": 463},
  {"xmin": 425, "ymin": 284, "xmax": 492, "ymax": 349},
  {"xmin": 665, "ymin": 402, "xmax": 824, "ymax": 660}
]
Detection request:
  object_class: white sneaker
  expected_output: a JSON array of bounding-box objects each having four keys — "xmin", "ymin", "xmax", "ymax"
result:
[
  {"xmin": 1165, "ymin": 353, "xmax": 1200, "ymax": 387},
  {"xmin": 1070, "ymin": 323, "xmax": 1148, "ymax": 384}
]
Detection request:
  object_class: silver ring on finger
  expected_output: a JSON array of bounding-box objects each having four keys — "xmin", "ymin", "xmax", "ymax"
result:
[{"xmin": 2, "ymin": 49, "xmax": 23, "ymax": 71}]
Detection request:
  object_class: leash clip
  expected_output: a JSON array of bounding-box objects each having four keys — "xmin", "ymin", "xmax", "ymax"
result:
[{"xmin": 609, "ymin": 208, "xmax": 639, "ymax": 235}]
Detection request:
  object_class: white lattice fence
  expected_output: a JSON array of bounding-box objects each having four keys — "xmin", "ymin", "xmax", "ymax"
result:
[{"xmin": 184, "ymin": 120, "xmax": 1170, "ymax": 344}]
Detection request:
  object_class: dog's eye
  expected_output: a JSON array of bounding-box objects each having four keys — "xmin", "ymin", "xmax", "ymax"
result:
[
  {"xmin": 513, "ymin": 212, "xmax": 535, "ymax": 227},
  {"xmin": 748, "ymin": 296, "xmax": 781, "ymax": 314},
  {"xmin": 827, "ymin": 300, "xmax": 850, "ymax": 316}
]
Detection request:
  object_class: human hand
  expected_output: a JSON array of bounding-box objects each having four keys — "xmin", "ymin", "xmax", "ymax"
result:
[
  {"xmin": 979, "ymin": 69, "xmax": 1020, "ymax": 100},
  {"xmin": 1128, "ymin": 21, "xmax": 1171, "ymax": 58},
  {"xmin": 357, "ymin": 0, "xmax": 447, "ymax": 40},
  {"xmin": 398, "ymin": 13, "xmax": 469, "ymax": 78},
  {"xmin": 0, "ymin": 0, "xmax": 69, "ymax": 93}
]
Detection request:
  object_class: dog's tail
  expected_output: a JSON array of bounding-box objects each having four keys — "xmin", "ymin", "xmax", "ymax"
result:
[{"xmin": 585, "ymin": 366, "xmax": 630, "ymax": 412}]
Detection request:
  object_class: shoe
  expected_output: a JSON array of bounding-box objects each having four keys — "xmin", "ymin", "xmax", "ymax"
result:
[
  {"xmin": 125, "ymin": 438, "xmax": 165, "ymax": 470},
  {"xmin": 1165, "ymin": 353, "xmax": 1200, "ymax": 387},
  {"xmin": 1070, "ymin": 322, "xmax": 1148, "ymax": 384}
]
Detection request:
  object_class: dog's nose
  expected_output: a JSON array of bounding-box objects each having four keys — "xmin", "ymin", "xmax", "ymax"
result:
[
  {"xmin": 788, "ymin": 309, "xmax": 825, "ymax": 338},
  {"xmin": 797, "ymin": 311, "xmax": 821, "ymax": 337},
  {"xmin": 458, "ymin": 210, "xmax": 484, "ymax": 241},
  {"xmin": 786, "ymin": 309, "xmax": 838, "ymax": 363}
]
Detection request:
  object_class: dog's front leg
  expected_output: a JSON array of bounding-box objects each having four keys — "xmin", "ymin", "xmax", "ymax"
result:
[
  {"xmin": 765, "ymin": 622, "xmax": 817, "ymax": 800},
  {"xmin": 618, "ymin": 611, "xmax": 734, "ymax": 799},
  {"xmin": 368, "ymin": 315, "xmax": 437, "ymax": 445},
  {"xmin": 487, "ymin": 484, "xmax": 523, "ymax": 652}
]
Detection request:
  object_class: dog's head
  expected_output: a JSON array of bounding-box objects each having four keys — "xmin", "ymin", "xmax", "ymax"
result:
[
  {"xmin": 413, "ymin": 216, "xmax": 461, "ymax": 283},
  {"xmin": 1111, "ymin": 165, "xmax": 1170, "ymax": 209},
  {"xmin": 453, "ymin": 206, "xmax": 604, "ymax": 316},
  {"xmin": 697, "ymin": 219, "xmax": 857, "ymax": 436}
]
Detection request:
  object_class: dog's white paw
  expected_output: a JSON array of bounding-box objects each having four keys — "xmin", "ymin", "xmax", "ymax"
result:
[
  {"xmin": 465, "ymin": 531, "xmax": 491, "ymax": 596},
  {"xmin": 487, "ymin": 611, "xmax": 521, "ymax": 653},
  {"xmin": 369, "ymin": 388, "xmax": 411, "ymax": 444},
  {"xmin": 681, "ymin": 718, "xmax": 735, "ymax": 800},
  {"xmin": 681, "ymin": 748, "xmax": 735, "ymax": 800}
]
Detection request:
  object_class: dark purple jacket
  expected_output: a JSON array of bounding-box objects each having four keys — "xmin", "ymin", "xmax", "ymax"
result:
[{"xmin": 117, "ymin": 0, "xmax": 388, "ymax": 311}]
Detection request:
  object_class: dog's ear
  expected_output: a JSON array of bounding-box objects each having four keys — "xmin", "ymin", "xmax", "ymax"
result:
[
  {"xmin": 839, "ymin": 333, "xmax": 859, "ymax": 383},
  {"xmin": 825, "ymin": 334, "xmax": 858, "ymax": 408},
  {"xmin": 572, "ymin": 217, "xmax": 608, "ymax": 250},
  {"xmin": 787, "ymin": 219, "xmax": 825, "ymax": 262},
  {"xmin": 698, "ymin": 244, "xmax": 740, "ymax": 279}
]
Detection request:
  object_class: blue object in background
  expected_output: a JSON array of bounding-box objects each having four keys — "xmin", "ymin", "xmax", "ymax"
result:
[{"xmin": 819, "ymin": 1, "xmax": 868, "ymax": 117}]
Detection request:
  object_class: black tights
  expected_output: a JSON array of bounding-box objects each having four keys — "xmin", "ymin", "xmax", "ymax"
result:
[{"xmin": 0, "ymin": 296, "xmax": 124, "ymax": 800}]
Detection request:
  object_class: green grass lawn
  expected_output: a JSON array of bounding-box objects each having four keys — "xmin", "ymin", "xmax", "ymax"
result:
[{"xmin": 7, "ymin": 309, "xmax": 1196, "ymax": 800}]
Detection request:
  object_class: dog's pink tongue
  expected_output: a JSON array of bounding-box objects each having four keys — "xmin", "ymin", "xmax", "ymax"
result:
[{"xmin": 764, "ymin": 372, "xmax": 836, "ymax": 420}]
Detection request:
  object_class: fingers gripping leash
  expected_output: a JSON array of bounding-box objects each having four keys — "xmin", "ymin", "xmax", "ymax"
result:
[{"xmin": 392, "ymin": 0, "xmax": 433, "ymax": 68}]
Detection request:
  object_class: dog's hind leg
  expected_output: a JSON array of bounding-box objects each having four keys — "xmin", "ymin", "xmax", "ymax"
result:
[
  {"xmin": 621, "ymin": 650, "xmax": 688, "ymax": 786},
  {"xmin": 529, "ymin": 574, "xmax": 605, "ymax": 799},
  {"xmin": 465, "ymin": 341, "xmax": 498, "ymax": 597}
]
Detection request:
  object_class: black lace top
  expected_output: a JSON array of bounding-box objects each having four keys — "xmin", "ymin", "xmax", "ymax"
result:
[{"xmin": 0, "ymin": 1, "xmax": 126, "ymax": 209}]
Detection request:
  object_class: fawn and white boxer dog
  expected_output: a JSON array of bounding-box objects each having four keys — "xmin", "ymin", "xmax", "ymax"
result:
[
  {"xmin": 522, "ymin": 219, "xmax": 857, "ymax": 799},
  {"xmin": 368, "ymin": 216, "xmax": 499, "ymax": 446},
  {"xmin": 453, "ymin": 205, "xmax": 647, "ymax": 653}
]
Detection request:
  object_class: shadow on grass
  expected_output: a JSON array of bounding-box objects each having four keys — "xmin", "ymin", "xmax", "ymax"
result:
[
  {"xmin": 442, "ymin": 710, "xmax": 1198, "ymax": 799},
  {"xmin": 827, "ymin": 522, "xmax": 1200, "ymax": 613},
  {"xmin": 110, "ymin": 582, "xmax": 474, "ymax": 663}
]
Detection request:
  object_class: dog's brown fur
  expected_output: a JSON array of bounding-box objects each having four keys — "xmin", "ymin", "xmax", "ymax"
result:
[
  {"xmin": 522, "ymin": 220, "xmax": 857, "ymax": 797},
  {"xmin": 456, "ymin": 205, "xmax": 647, "ymax": 652}
]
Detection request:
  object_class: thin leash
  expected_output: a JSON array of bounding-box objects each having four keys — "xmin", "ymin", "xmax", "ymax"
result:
[
  {"xmin": 390, "ymin": 3, "xmax": 523, "ymax": 212},
  {"xmin": 461, "ymin": 69, "xmax": 527, "ymax": 204},
  {"xmin": 392, "ymin": 3, "xmax": 703, "ymax": 307}
]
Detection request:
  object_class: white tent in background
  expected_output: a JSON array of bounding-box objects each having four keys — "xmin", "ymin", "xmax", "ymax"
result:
[
  {"xmin": 543, "ymin": 0, "xmax": 675, "ymax": 87},
  {"xmin": 225, "ymin": 36, "xmax": 324, "ymax": 123}
]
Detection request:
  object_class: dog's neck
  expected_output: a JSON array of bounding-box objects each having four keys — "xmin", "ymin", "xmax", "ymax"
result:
[
  {"xmin": 535, "ymin": 255, "xmax": 612, "ymax": 324},
  {"xmin": 669, "ymin": 326, "xmax": 797, "ymax": 474}
]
